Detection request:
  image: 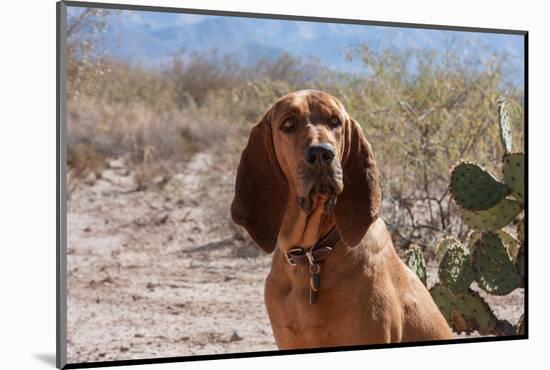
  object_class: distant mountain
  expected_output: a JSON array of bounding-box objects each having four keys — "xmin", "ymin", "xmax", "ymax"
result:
[{"xmin": 95, "ymin": 10, "xmax": 524, "ymax": 83}]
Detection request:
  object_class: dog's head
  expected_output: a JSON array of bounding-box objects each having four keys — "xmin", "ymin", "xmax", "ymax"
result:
[{"xmin": 231, "ymin": 90, "xmax": 381, "ymax": 253}]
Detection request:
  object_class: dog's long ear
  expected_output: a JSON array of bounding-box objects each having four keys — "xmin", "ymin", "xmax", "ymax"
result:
[
  {"xmin": 231, "ymin": 109, "xmax": 288, "ymax": 254},
  {"xmin": 334, "ymin": 118, "xmax": 381, "ymax": 247}
]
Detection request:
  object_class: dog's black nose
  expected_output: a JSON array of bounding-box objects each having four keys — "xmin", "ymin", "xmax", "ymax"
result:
[{"xmin": 306, "ymin": 144, "xmax": 335, "ymax": 166}]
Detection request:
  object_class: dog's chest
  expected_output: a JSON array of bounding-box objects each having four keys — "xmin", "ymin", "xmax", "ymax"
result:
[{"xmin": 264, "ymin": 269, "xmax": 373, "ymax": 348}]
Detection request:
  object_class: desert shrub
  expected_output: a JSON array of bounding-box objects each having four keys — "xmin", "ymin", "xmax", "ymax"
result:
[
  {"xmin": 67, "ymin": 143, "xmax": 106, "ymax": 177},
  {"xmin": 66, "ymin": 8, "xmax": 114, "ymax": 99},
  {"xmin": 337, "ymin": 45, "xmax": 524, "ymax": 251},
  {"xmin": 250, "ymin": 53, "xmax": 333, "ymax": 87},
  {"xmin": 92, "ymin": 61, "xmax": 178, "ymax": 112},
  {"xmin": 66, "ymin": 38, "xmax": 524, "ymax": 251},
  {"xmin": 67, "ymin": 99, "xmax": 239, "ymax": 176},
  {"xmin": 164, "ymin": 50, "xmax": 242, "ymax": 108}
]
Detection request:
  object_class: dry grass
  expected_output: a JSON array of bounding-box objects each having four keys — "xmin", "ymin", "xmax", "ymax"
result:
[
  {"xmin": 67, "ymin": 98, "xmax": 243, "ymax": 186},
  {"xmin": 67, "ymin": 47, "xmax": 524, "ymax": 251}
]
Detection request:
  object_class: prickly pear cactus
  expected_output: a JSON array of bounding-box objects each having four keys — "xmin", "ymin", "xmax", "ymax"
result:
[
  {"xmin": 406, "ymin": 244, "xmax": 427, "ymax": 286},
  {"xmin": 458, "ymin": 198, "xmax": 521, "ymax": 231},
  {"xmin": 498, "ymin": 96, "xmax": 513, "ymax": 153},
  {"xmin": 472, "ymin": 232, "xmax": 521, "ymax": 296},
  {"xmin": 450, "ymin": 163, "xmax": 508, "ymax": 210},
  {"xmin": 503, "ymin": 153, "xmax": 525, "ymax": 205},
  {"xmin": 431, "ymin": 97, "xmax": 525, "ymax": 336},
  {"xmin": 431, "ymin": 284, "xmax": 496, "ymax": 335},
  {"xmin": 438, "ymin": 243, "xmax": 474, "ymax": 292},
  {"xmin": 435, "ymin": 237, "xmax": 461, "ymax": 263}
]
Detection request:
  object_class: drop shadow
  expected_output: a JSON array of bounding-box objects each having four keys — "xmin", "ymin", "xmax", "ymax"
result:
[{"xmin": 34, "ymin": 353, "xmax": 57, "ymax": 367}]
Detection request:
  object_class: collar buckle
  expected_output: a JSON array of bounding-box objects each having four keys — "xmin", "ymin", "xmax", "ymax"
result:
[
  {"xmin": 283, "ymin": 228, "xmax": 341, "ymax": 305},
  {"xmin": 305, "ymin": 249, "xmax": 315, "ymax": 266}
]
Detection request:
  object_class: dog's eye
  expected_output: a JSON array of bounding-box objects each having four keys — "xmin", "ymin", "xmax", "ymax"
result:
[
  {"xmin": 281, "ymin": 118, "xmax": 296, "ymax": 132},
  {"xmin": 329, "ymin": 117, "xmax": 341, "ymax": 128}
]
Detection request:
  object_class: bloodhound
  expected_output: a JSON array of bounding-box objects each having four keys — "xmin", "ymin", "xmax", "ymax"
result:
[{"xmin": 231, "ymin": 90, "xmax": 453, "ymax": 349}]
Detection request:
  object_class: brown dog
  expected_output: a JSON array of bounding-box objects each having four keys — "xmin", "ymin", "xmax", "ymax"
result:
[{"xmin": 231, "ymin": 90, "xmax": 452, "ymax": 349}]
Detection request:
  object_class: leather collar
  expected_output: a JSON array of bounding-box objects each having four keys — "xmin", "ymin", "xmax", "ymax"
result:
[
  {"xmin": 285, "ymin": 227, "xmax": 341, "ymax": 266},
  {"xmin": 284, "ymin": 227, "xmax": 341, "ymax": 305}
]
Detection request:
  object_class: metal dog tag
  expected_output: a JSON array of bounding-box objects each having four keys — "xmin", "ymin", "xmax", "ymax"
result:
[
  {"xmin": 309, "ymin": 263, "xmax": 320, "ymax": 304},
  {"xmin": 309, "ymin": 286, "xmax": 318, "ymax": 305},
  {"xmin": 311, "ymin": 271, "xmax": 320, "ymax": 291}
]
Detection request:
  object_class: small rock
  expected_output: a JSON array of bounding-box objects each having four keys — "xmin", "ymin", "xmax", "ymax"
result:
[
  {"xmin": 108, "ymin": 158, "xmax": 126, "ymax": 169},
  {"xmin": 83, "ymin": 172, "xmax": 97, "ymax": 185},
  {"xmin": 99, "ymin": 277, "xmax": 114, "ymax": 284},
  {"xmin": 153, "ymin": 175, "xmax": 166, "ymax": 186},
  {"xmin": 229, "ymin": 331, "xmax": 243, "ymax": 342},
  {"xmin": 115, "ymin": 168, "xmax": 130, "ymax": 177},
  {"xmin": 153, "ymin": 213, "xmax": 169, "ymax": 225}
]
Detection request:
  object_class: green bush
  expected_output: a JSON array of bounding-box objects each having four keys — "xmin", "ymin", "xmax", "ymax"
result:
[{"xmin": 67, "ymin": 36, "xmax": 524, "ymax": 250}]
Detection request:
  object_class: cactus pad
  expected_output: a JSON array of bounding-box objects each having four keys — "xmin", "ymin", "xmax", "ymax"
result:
[
  {"xmin": 472, "ymin": 232, "xmax": 521, "ymax": 295},
  {"xmin": 450, "ymin": 163, "xmax": 508, "ymax": 210},
  {"xmin": 459, "ymin": 199, "xmax": 521, "ymax": 230},
  {"xmin": 406, "ymin": 244, "xmax": 427, "ymax": 286},
  {"xmin": 497, "ymin": 97, "xmax": 513, "ymax": 153},
  {"xmin": 430, "ymin": 283, "xmax": 497, "ymax": 335},
  {"xmin": 503, "ymin": 152, "xmax": 525, "ymax": 204},
  {"xmin": 438, "ymin": 244, "xmax": 474, "ymax": 292},
  {"xmin": 435, "ymin": 237, "xmax": 461, "ymax": 263}
]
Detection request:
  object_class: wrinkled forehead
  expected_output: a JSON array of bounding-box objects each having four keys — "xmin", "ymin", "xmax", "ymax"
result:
[{"xmin": 271, "ymin": 91, "xmax": 347, "ymax": 121}]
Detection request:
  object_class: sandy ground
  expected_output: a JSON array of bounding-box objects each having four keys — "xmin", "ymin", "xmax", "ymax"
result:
[{"xmin": 66, "ymin": 152, "xmax": 524, "ymax": 364}]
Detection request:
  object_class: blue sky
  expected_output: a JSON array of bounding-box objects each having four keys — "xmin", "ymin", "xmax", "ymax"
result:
[{"xmin": 69, "ymin": 7, "xmax": 525, "ymax": 84}]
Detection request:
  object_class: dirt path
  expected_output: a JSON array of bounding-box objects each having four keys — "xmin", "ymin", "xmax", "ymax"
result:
[
  {"xmin": 66, "ymin": 152, "xmax": 524, "ymax": 364},
  {"xmin": 67, "ymin": 153, "xmax": 275, "ymax": 363}
]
